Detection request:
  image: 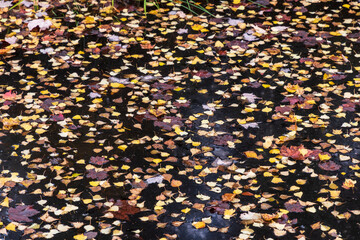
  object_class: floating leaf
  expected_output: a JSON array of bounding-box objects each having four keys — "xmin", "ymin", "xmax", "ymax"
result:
[{"xmin": 8, "ymin": 205, "xmax": 39, "ymax": 222}]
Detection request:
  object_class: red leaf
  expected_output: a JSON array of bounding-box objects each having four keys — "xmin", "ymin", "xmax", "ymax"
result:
[
  {"xmin": 280, "ymin": 145, "xmax": 321, "ymax": 161},
  {"xmin": 8, "ymin": 205, "xmax": 39, "ymax": 222},
  {"xmin": 3, "ymin": 90, "xmax": 16, "ymax": 101},
  {"xmin": 284, "ymin": 200, "xmax": 304, "ymax": 213},
  {"xmin": 205, "ymin": 200, "xmax": 230, "ymax": 215},
  {"xmin": 109, "ymin": 200, "xmax": 140, "ymax": 220},
  {"xmin": 319, "ymin": 161, "xmax": 341, "ymax": 171},
  {"xmin": 90, "ymin": 156, "xmax": 109, "ymax": 165}
]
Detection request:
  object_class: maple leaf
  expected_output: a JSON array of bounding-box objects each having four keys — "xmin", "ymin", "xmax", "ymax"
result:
[
  {"xmin": 194, "ymin": 70, "xmax": 212, "ymax": 78},
  {"xmin": 342, "ymin": 179, "xmax": 357, "ymax": 189},
  {"xmin": 280, "ymin": 145, "xmax": 321, "ymax": 161},
  {"xmin": 214, "ymin": 135, "xmax": 234, "ymax": 146},
  {"xmin": 318, "ymin": 161, "xmax": 341, "ymax": 171},
  {"xmin": 284, "ymin": 200, "xmax": 304, "ymax": 213},
  {"xmin": 205, "ymin": 200, "xmax": 230, "ymax": 214},
  {"xmin": 90, "ymin": 156, "xmax": 109, "ymax": 165},
  {"xmin": 50, "ymin": 114, "xmax": 64, "ymax": 122},
  {"xmin": 8, "ymin": 205, "xmax": 39, "ymax": 222},
  {"xmin": 3, "ymin": 90, "xmax": 17, "ymax": 101},
  {"xmin": 109, "ymin": 200, "xmax": 140, "ymax": 220},
  {"xmin": 242, "ymin": 93, "xmax": 259, "ymax": 103},
  {"xmin": 86, "ymin": 169, "xmax": 108, "ymax": 180}
]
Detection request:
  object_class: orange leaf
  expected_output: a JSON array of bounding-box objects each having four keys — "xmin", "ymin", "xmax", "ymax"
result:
[
  {"xmin": 171, "ymin": 179, "xmax": 182, "ymax": 188},
  {"xmin": 192, "ymin": 203, "xmax": 205, "ymax": 212},
  {"xmin": 222, "ymin": 193, "xmax": 236, "ymax": 202},
  {"xmin": 244, "ymin": 151, "xmax": 258, "ymax": 158},
  {"xmin": 0, "ymin": 49, "xmax": 10, "ymax": 55},
  {"xmin": 192, "ymin": 221, "xmax": 206, "ymax": 229}
]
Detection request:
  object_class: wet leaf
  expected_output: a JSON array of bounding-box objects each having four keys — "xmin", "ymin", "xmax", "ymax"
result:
[{"xmin": 8, "ymin": 205, "xmax": 39, "ymax": 222}]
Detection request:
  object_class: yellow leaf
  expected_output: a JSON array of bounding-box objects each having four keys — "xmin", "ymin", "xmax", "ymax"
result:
[
  {"xmin": 237, "ymin": 119, "xmax": 246, "ymax": 124},
  {"xmin": 154, "ymin": 205, "xmax": 163, "ymax": 211},
  {"xmin": 269, "ymin": 149, "xmax": 280, "ymax": 154},
  {"xmin": 35, "ymin": 128, "xmax": 46, "ymax": 134},
  {"xmin": 330, "ymin": 31, "xmax": 342, "ymax": 36},
  {"xmin": 262, "ymin": 107, "xmax": 272, "ymax": 113},
  {"xmin": 118, "ymin": 145, "xmax": 128, "ymax": 151},
  {"xmin": 92, "ymin": 98, "xmax": 103, "ymax": 103},
  {"xmin": 296, "ymin": 179, "xmax": 307, "ymax": 185},
  {"xmin": 74, "ymin": 234, "xmax": 87, "ymax": 240},
  {"xmin": 174, "ymin": 127, "xmax": 187, "ymax": 135},
  {"xmin": 121, "ymin": 165, "xmax": 130, "ymax": 170},
  {"xmin": 263, "ymin": 172, "xmax": 272, "ymax": 177},
  {"xmin": 272, "ymin": 177, "xmax": 284, "ymax": 184},
  {"xmin": 244, "ymin": 151, "xmax": 258, "ymax": 158},
  {"xmin": 263, "ymin": 136, "xmax": 273, "ymax": 149},
  {"xmin": 153, "ymin": 159, "xmax": 162, "ymax": 164},
  {"xmin": 233, "ymin": 189, "xmax": 242, "ymax": 195},
  {"xmin": 329, "ymin": 190, "xmax": 340, "ymax": 199},
  {"xmin": 113, "ymin": 229, "xmax": 123, "ymax": 235},
  {"xmin": 20, "ymin": 123, "xmax": 32, "ymax": 131},
  {"xmin": 192, "ymin": 221, "xmax": 206, "ymax": 229},
  {"xmin": 110, "ymin": 83, "xmax": 125, "ymax": 88},
  {"xmin": 181, "ymin": 208, "xmax": 191, "ymax": 214},
  {"xmin": 298, "ymin": 148, "xmax": 308, "ymax": 156},
  {"xmin": 318, "ymin": 153, "xmax": 331, "ymax": 161},
  {"xmin": 82, "ymin": 199, "xmax": 92, "ymax": 204},
  {"xmin": 233, "ymin": 0, "xmax": 240, "ymax": 3},
  {"xmin": 89, "ymin": 181, "xmax": 99, "ymax": 187},
  {"xmin": 223, "ymin": 209, "xmax": 236, "ymax": 219},
  {"xmin": 194, "ymin": 165, "xmax": 202, "ymax": 170},
  {"xmin": 1, "ymin": 197, "xmax": 9, "ymax": 207},
  {"xmin": 6, "ymin": 223, "xmax": 16, "ymax": 231},
  {"xmin": 174, "ymin": 87, "xmax": 183, "ymax": 91},
  {"xmin": 215, "ymin": 41, "xmax": 224, "ymax": 48},
  {"xmin": 113, "ymin": 182, "xmax": 124, "ymax": 187},
  {"xmin": 342, "ymin": 179, "xmax": 356, "ymax": 189},
  {"xmin": 84, "ymin": 16, "xmax": 96, "ymax": 24},
  {"xmin": 191, "ymin": 56, "xmax": 202, "ymax": 65},
  {"xmin": 197, "ymin": 89, "xmax": 208, "ymax": 94},
  {"xmin": 192, "ymin": 24, "xmax": 204, "ymax": 31}
]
